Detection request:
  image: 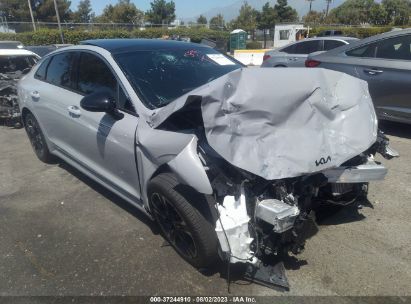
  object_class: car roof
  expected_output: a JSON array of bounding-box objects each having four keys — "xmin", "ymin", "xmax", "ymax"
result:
[
  {"xmin": 308, "ymin": 36, "xmax": 358, "ymax": 41},
  {"xmin": 80, "ymin": 39, "xmax": 211, "ymax": 54},
  {"xmin": 311, "ymin": 28, "xmax": 411, "ymax": 58},
  {"xmin": 0, "ymin": 49, "xmax": 39, "ymax": 57}
]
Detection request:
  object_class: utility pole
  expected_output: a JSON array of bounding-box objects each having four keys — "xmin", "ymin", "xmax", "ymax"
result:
[
  {"xmin": 53, "ymin": 0, "xmax": 65, "ymax": 43},
  {"xmin": 27, "ymin": 0, "xmax": 37, "ymax": 31}
]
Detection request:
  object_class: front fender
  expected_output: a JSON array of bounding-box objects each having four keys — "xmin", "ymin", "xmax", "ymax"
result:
[{"xmin": 167, "ymin": 137, "xmax": 213, "ymax": 195}]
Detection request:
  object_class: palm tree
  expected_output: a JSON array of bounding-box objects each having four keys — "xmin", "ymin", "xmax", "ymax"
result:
[
  {"xmin": 306, "ymin": 0, "xmax": 315, "ymax": 13},
  {"xmin": 325, "ymin": 0, "xmax": 332, "ymax": 16}
]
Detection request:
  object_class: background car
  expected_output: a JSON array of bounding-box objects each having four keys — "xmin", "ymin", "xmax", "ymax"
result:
[
  {"xmin": 0, "ymin": 48, "xmax": 39, "ymax": 126},
  {"xmin": 306, "ymin": 29, "xmax": 411, "ymax": 124},
  {"xmin": 261, "ymin": 37, "xmax": 358, "ymax": 67},
  {"xmin": 316, "ymin": 30, "xmax": 344, "ymax": 37},
  {"xmin": 0, "ymin": 41, "xmax": 24, "ymax": 49},
  {"xmin": 26, "ymin": 44, "xmax": 73, "ymax": 57}
]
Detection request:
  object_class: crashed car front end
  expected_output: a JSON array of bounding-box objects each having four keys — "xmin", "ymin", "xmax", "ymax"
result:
[{"xmin": 134, "ymin": 66, "xmax": 397, "ymax": 288}]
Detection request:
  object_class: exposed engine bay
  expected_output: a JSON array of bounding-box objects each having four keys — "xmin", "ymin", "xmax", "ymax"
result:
[{"xmin": 0, "ymin": 72, "xmax": 21, "ymax": 126}]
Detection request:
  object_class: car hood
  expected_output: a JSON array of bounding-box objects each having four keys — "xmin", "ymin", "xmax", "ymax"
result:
[{"xmin": 147, "ymin": 68, "xmax": 378, "ymax": 180}]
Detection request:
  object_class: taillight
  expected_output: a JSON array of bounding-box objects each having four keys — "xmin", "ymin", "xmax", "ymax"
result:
[
  {"xmin": 305, "ymin": 59, "xmax": 321, "ymax": 67},
  {"xmin": 263, "ymin": 54, "xmax": 271, "ymax": 61}
]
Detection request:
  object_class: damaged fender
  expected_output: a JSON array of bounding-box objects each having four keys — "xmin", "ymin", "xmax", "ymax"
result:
[{"xmin": 136, "ymin": 125, "xmax": 212, "ymax": 208}]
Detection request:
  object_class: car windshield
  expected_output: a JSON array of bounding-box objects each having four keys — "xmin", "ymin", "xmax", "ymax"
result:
[
  {"xmin": 115, "ymin": 47, "xmax": 242, "ymax": 109},
  {"xmin": 0, "ymin": 55, "xmax": 38, "ymax": 74}
]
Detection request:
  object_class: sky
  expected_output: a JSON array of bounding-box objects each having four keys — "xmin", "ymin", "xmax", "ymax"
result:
[{"xmin": 69, "ymin": 0, "xmax": 231, "ymax": 19}]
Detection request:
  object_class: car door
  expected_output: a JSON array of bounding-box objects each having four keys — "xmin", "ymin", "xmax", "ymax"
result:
[
  {"xmin": 61, "ymin": 51, "xmax": 142, "ymax": 202},
  {"xmin": 28, "ymin": 51, "xmax": 80, "ymax": 151},
  {"xmin": 351, "ymin": 34, "xmax": 411, "ymax": 122},
  {"xmin": 286, "ymin": 40, "xmax": 322, "ymax": 67}
]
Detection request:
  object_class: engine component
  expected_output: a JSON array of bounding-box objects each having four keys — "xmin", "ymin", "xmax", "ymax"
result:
[
  {"xmin": 215, "ymin": 186, "xmax": 255, "ymax": 263},
  {"xmin": 255, "ymin": 199, "xmax": 300, "ymax": 233}
]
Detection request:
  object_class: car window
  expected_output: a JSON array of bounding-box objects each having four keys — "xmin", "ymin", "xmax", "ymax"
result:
[
  {"xmin": 324, "ymin": 40, "xmax": 345, "ymax": 51},
  {"xmin": 46, "ymin": 52, "xmax": 75, "ymax": 88},
  {"xmin": 293, "ymin": 40, "xmax": 321, "ymax": 54},
  {"xmin": 77, "ymin": 52, "xmax": 117, "ymax": 98},
  {"xmin": 34, "ymin": 57, "xmax": 51, "ymax": 80},
  {"xmin": 77, "ymin": 52, "xmax": 135, "ymax": 113},
  {"xmin": 346, "ymin": 43, "xmax": 377, "ymax": 58},
  {"xmin": 281, "ymin": 44, "xmax": 295, "ymax": 54},
  {"xmin": 115, "ymin": 47, "xmax": 242, "ymax": 110},
  {"xmin": 375, "ymin": 35, "xmax": 411, "ymax": 60},
  {"xmin": 0, "ymin": 55, "xmax": 37, "ymax": 74}
]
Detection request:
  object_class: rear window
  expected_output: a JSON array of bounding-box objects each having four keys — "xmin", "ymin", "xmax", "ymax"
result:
[
  {"xmin": 115, "ymin": 47, "xmax": 242, "ymax": 109},
  {"xmin": 0, "ymin": 55, "xmax": 37, "ymax": 74},
  {"xmin": 293, "ymin": 40, "xmax": 321, "ymax": 54},
  {"xmin": 346, "ymin": 43, "xmax": 377, "ymax": 58},
  {"xmin": 324, "ymin": 40, "xmax": 345, "ymax": 51}
]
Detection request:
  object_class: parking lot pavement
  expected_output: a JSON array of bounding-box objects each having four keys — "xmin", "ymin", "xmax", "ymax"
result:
[{"xmin": 0, "ymin": 123, "xmax": 411, "ymax": 297}]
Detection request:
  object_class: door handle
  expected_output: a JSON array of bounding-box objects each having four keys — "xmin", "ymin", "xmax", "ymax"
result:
[
  {"xmin": 30, "ymin": 91, "xmax": 40, "ymax": 99},
  {"xmin": 67, "ymin": 105, "xmax": 81, "ymax": 117},
  {"xmin": 364, "ymin": 68, "xmax": 383, "ymax": 76}
]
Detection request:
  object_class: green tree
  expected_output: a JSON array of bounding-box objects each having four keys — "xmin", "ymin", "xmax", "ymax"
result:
[
  {"xmin": 327, "ymin": 0, "xmax": 376, "ymax": 24},
  {"xmin": 35, "ymin": 0, "xmax": 73, "ymax": 22},
  {"xmin": 230, "ymin": 2, "xmax": 258, "ymax": 35},
  {"xmin": 209, "ymin": 14, "xmax": 225, "ymax": 30},
  {"xmin": 0, "ymin": 0, "xmax": 31, "ymax": 21},
  {"xmin": 96, "ymin": 0, "xmax": 144, "ymax": 24},
  {"xmin": 145, "ymin": 0, "xmax": 176, "ymax": 26},
  {"xmin": 73, "ymin": 0, "xmax": 93, "ymax": 23},
  {"xmin": 369, "ymin": 3, "xmax": 389, "ymax": 25},
  {"xmin": 382, "ymin": 0, "xmax": 410, "ymax": 25},
  {"xmin": 274, "ymin": 0, "xmax": 298, "ymax": 22},
  {"xmin": 302, "ymin": 10, "xmax": 325, "ymax": 23},
  {"xmin": 256, "ymin": 2, "xmax": 277, "ymax": 47},
  {"xmin": 197, "ymin": 15, "xmax": 207, "ymax": 25}
]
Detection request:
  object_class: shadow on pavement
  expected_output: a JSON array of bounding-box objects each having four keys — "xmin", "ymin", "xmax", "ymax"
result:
[
  {"xmin": 57, "ymin": 161, "xmax": 159, "ymax": 235},
  {"xmin": 380, "ymin": 121, "xmax": 411, "ymax": 139}
]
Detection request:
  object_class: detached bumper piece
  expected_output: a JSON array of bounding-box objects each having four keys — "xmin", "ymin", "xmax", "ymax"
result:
[{"xmin": 322, "ymin": 161, "xmax": 387, "ymax": 183}]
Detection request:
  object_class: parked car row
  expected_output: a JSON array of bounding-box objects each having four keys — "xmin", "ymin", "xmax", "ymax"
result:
[{"xmin": 262, "ymin": 28, "xmax": 411, "ymax": 124}]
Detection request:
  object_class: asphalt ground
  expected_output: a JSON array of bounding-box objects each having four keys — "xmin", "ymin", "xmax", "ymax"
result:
[{"xmin": 0, "ymin": 121, "xmax": 410, "ymax": 300}]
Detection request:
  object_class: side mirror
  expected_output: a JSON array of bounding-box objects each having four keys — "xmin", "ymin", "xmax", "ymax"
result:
[{"xmin": 80, "ymin": 91, "xmax": 116, "ymax": 113}]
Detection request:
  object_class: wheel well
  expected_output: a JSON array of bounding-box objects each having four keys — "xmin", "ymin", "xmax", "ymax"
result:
[
  {"xmin": 21, "ymin": 107, "xmax": 31, "ymax": 122},
  {"xmin": 275, "ymin": 64, "xmax": 287, "ymax": 67}
]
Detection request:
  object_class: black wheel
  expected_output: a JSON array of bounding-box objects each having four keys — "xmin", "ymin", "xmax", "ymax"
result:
[
  {"xmin": 148, "ymin": 173, "xmax": 218, "ymax": 268},
  {"xmin": 23, "ymin": 112, "xmax": 54, "ymax": 163}
]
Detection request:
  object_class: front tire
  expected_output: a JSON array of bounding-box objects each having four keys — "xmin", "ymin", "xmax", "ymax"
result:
[
  {"xmin": 148, "ymin": 173, "xmax": 218, "ymax": 268},
  {"xmin": 23, "ymin": 112, "xmax": 54, "ymax": 163}
]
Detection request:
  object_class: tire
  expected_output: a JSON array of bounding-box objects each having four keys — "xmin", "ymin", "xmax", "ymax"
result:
[
  {"xmin": 23, "ymin": 112, "xmax": 54, "ymax": 163},
  {"xmin": 148, "ymin": 173, "xmax": 218, "ymax": 268}
]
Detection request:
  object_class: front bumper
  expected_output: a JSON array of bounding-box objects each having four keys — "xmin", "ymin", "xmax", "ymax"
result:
[{"xmin": 322, "ymin": 161, "xmax": 387, "ymax": 183}]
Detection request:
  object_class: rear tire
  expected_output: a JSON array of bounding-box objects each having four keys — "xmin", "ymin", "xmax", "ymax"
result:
[
  {"xmin": 148, "ymin": 173, "xmax": 218, "ymax": 268},
  {"xmin": 23, "ymin": 112, "xmax": 54, "ymax": 163}
]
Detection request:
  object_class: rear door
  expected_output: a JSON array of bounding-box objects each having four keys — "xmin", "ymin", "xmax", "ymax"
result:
[
  {"xmin": 286, "ymin": 40, "xmax": 322, "ymax": 67},
  {"xmin": 347, "ymin": 34, "xmax": 411, "ymax": 121}
]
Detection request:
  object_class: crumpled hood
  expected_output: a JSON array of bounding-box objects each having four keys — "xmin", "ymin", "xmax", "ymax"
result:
[{"xmin": 149, "ymin": 68, "xmax": 378, "ymax": 180}]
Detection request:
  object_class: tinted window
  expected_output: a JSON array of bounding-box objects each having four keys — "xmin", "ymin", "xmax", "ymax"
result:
[
  {"xmin": 346, "ymin": 43, "xmax": 377, "ymax": 58},
  {"xmin": 375, "ymin": 35, "xmax": 411, "ymax": 60},
  {"xmin": 324, "ymin": 40, "xmax": 345, "ymax": 50},
  {"xmin": 34, "ymin": 57, "xmax": 51, "ymax": 80},
  {"xmin": 115, "ymin": 47, "xmax": 242, "ymax": 109},
  {"xmin": 293, "ymin": 40, "xmax": 321, "ymax": 54},
  {"xmin": 0, "ymin": 55, "xmax": 37, "ymax": 74},
  {"xmin": 77, "ymin": 52, "xmax": 116, "ymax": 98},
  {"xmin": 46, "ymin": 52, "xmax": 74, "ymax": 88},
  {"xmin": 281, "ymin": 45, "xmax": 295, "ymax": 54}
]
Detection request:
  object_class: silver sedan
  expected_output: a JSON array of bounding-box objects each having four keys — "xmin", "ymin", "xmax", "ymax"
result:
[{"xmin": 261, "ymin": 37, "xmax": 358, "ymax": 67}]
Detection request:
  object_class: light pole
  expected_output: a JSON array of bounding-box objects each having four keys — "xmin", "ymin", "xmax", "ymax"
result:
[
  {"xmin": 27, "ymin": 0, "xmax": 37, "ymax": 31},
  {"xmin": 53, "ymin": 0, "xmax": 65, "ymax": 43}
]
